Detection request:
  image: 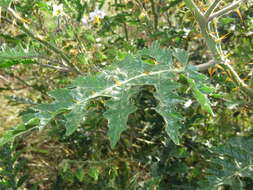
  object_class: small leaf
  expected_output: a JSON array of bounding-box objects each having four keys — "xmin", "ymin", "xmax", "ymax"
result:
[
  {"xmin": 173, "ymin": 48, "xmax": 189, "ymax": 66},
  {"xmin": 0, "ymin": 124, "xmax": 35, "ymax": 146},
  {"xmin": 76, "ymin": 167, "xmax": 85, "ymax": 182},
  {"xmin": 187, "ymin": 77, "xmax": 214, "ymax": 116},
  {"xmin": 88, "ymin": 167, "xmax": 100, "ymax": 181}
]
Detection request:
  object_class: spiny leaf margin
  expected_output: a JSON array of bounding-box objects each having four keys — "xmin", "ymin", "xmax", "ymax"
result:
[{"xmin": 0, "ymin": 42, "xmax": 215, "ymax": 148}]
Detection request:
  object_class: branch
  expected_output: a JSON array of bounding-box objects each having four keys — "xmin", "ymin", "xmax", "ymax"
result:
[
  {"xmin": 204, "ymin": 0, "xmax": 223, "ymax": 18},
  {"xmin": 184, "ymin": 0, "xmax": 253, "ymax": 99},
  {"xmin": 150, "ymin": 0, "xmax": 159, "ymax": 31},
  {"xmin": 195, "ymin": 60, "xmax": 216, "ymax": 71},
  {"xmin": 208, "ymin": 0, "xmax": 246, "ymax": 21},
  {"xmin": 4, "ymin": 71, "xmax": 47, "ymax": 95},
  {"xmin": 35, "ymin": 62, "xmax": 71, "ymax": 72},
  {"xmin": 4, "ymin": 7, "xmax": 82, "ymax": 74},
  {"xmin": 184, "ymin": 0, "xmax": 206, "ymax": 25}
]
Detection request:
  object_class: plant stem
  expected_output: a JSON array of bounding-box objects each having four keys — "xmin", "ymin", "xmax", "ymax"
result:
[
  {"xmin": 184, "ymin": 0, "xmax": 253, "ymax": 99},
  {"xmin": 204, "ymin": 0, "xmax": 222, "ymax": 18},
  {"xmin": 195, "ymin": 60, "xmax": 216, "ymax": 71},
  {"xmin": 35, "ymin": 62, "xmax": 71, "ymax": 72},
  {"xmin": 208, "ymin": 0, "xmax": 246, "ymax": 21},
  {"xmin": 123, "ymin": 22, "xmax": 129, "ymax": 41},
  {"xmin": 150, "ymin": 0, "xmax": 159, "ymax": 31}
]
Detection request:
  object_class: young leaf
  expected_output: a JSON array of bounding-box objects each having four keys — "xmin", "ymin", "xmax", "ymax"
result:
[
  {"xmin": 185, "ymin": 66, "xmax": 214, "ymax": 116},
  {"xmin": 187, "ymin": 77, "xmax": 214, "ymax": 116}
]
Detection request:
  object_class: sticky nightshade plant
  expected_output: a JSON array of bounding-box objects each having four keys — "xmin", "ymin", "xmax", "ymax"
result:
[{"xmin": 1, "ymin": 42, "xmax": 214, "ymax": 148}]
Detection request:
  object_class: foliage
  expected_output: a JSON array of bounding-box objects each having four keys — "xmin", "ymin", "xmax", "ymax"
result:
[
  {"xmin": 199, "ymin": 137, "xmax": 253, "ymax": 190},
  {"xmin": 0, "ymin": 144, "xmax": 28, "ymax": 190},
  {"xmin": 9, "ymin": 42, "xmax": 213, "ymax": 149},
  {"xmin": 0, "ymin": 45, "xmax": 40, "ymax": 68},
  {"xmin": 0, "ymin": 0, "xmax": 253, "ymax": 189}
]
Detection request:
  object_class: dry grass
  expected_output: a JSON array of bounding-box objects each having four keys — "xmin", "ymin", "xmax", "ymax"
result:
[{"xmin": 0, "ymin": 91, "xmax": 24, "ymax": 135}]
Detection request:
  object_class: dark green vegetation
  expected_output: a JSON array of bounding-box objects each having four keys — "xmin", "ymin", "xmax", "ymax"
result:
[{"xmin": 0, "ymin": 0, "xmax": 253, "ymax": 189}]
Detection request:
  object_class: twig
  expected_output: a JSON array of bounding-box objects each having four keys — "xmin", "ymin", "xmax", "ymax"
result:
[
  {"xmin": 204, "ymin": 0, "xmax": 223, "ymax": 18},
  {"xmin": 0, "ymin": 74, "xmax": 10, "ymax": 83},
  {"xmin": 184, "ymin": 0, "xmax": 253, "ymax": 99},
  {"xmin": 4, "ymin": 7, "xmax": 82, "ymax": 74},
  {"xmin": 195, "ymin": 60, "xmax": 216, "ymax": 71},
  {"xmin": 5, "ymin": 71, "xmax": 47, "ymax": 95},
  {"xmin": 61, "ymin": 158, "xmax": 114, "ymax": 165},
  {"xmin": 150, "ymin": 0, "xmax": 159, "ymax": 31},
  {"xmin": 35, "ymin": 62, "xmax": 71, "ymax": 72},
  {"xmin": 208, "ymin": 0, "xmax": 246, "ymax": 21}
]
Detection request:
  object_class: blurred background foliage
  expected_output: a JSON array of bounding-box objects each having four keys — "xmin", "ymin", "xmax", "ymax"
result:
[{"xmin": 0, "ymin": 0, "xmax": 253, "ymax": 189}]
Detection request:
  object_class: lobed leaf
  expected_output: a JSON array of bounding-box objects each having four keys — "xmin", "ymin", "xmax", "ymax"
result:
[
  {"xmin": 0, "ymin": 42, "xmax": 215, "ymax": 148},
  {"xmin": 185, "ymin": 66, "xmax": 214, "ymax": 116},
  {"xmin": 173, "ymin": 48, "xmax": 189, "ymax": 66},
  {"xmin": 104, "ymin": 88, "xmax": 138, "ymax": 148},
  {"xmin": 199, "ymin": 137, "xmax": 253, "ymax": 190},
  {"xmin": 0, "ymin": 44, "xmax": 43, "ymax": 68}
]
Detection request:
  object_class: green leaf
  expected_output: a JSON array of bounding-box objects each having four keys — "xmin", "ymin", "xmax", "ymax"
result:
[
  {"xmin": 173, "ymin": 48, "xmax": 189, "ymax": 66},
  {"xmin": 199, "ymin": 137, "xmax": 253, "ymax": 190},
  {"xmin": 5, "ymin": 42, "xmax": 214, "ymax": 148},
  {"xmin": 0, "ymin": 0, "xmax": 12, "ymax": 7},
  {"xmin": 0, "ymin": 45, "xmax": 43, "ymax": 68},
  {"xmin": 154, "ymin": 80, "xmax": 183, "ymax": 145},
  {"xmin": 187, "ymin": 77, "xmax": 214, "ymax": 116},
  {"xmin": 65, "ymin": 104, "xmax": 86, "ymax": 136},
  {"xmin": 76, "ymin": 167, "xmax": 85, "ymax": 182},
  {"xmin": 104, "ymin": 88, "xmax": 138, "ymax": 148},
  {"xmin": 88, "ymin": 167, "xmax": 100, "ymax": 181},
  {"xmin": 185, "ymin": 66, "xmax": 214, "ymax": 116},
  {"xmin": 32, "ymin": 88, "xmax": 75, "ymax": 130}
]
